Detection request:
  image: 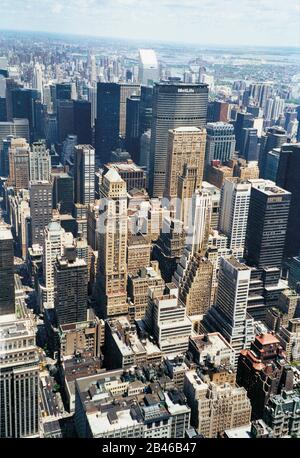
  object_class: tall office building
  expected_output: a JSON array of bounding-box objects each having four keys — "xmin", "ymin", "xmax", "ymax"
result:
[
  {"xmin": 29, "ymin": 140, "xmax": 51, "ymax": 181},
  {"xmin": 5, "ymin": 78, "xmax": 22, "ymax": 122},
  {"xmin": 74, "ymin": 145, "xmax": 95, "ymax": 206},
  {"xmin": 52, "ymin": 172, "xmax": 74, "ymax": 214},
  {"xmin": 0, "ymin": 118, "xmax": 29, "ymax": 150},
  {"xmin": 125, "ymin": 95, "xmax": 140, "ymax": 163},
  {"xmin": 259, "ymin": 126, "xmax": 287, "ymax": 178},
  {"xmin": 203, "ymin": 256, "xmax": 255, "ymax": 368},
  {"xmin": 96, "ymin": 82, "xmax": 121, "ymax": 165},
  {"xmin": 73, "ymin": 100, "xmax": 92, "ymax": 145},
  {"xmin": 54, "ymin": 246, "xmax": 88, "ymax": 325},
  {"xmin": 146, "ymin": 284, "xmax": 192, "ymax": 355},
  {"xmin": 96, "ymin": 82, "xmax": 140, "ymax": 163},
  {"xmin": 57, "ymin": 99, "xmax": 74, "ymax": 143},
  {"xmin": 0, "ymin": 315, "xmax": 40, "ymax": 437},
  {"xmin": 173, "ymin": 249, "xmax": 213, "ymax": 318},
  {"xmin": 54, "ymin": 82, "xmax": 72, "ymax": 112},
  {"xmin": 164, "ymin": 127, "xmax": 206, "ymax": 201},
  {"xmin": 139, "ymin": 85, "xmax": 153, "ymax": 137},
  {"xmin": 245, "ymin": 179, "xmax": 291, "ymax": 269},
  {"xmin": 218, "ymin": 177, "xmax": 251, "ymax": 258},
  {"xmin": 41, "ymin": 221, "xmax": 66, "ymax": 309},
  {"xmin": 119, "ymin": 83, "xmax": 140, "ymax": 139},
  {"xmin": 88, "ymin": 82, "xmax": 97, "ymax": 128},
  {"xmin": 205, "ymin": 122, "xmax": 236, "ymax": 166},
  {"xmin": 276, "ymin": 144, "xmax": 300, "ymax": 258},
  {"xmin": 0, "ymin": 134, "xmax": 13, "ymax": 177},
  {"xmin": 249, "ymin": 83, "xmax": 272, "ymax": 109},
  {"xmin": 29, "ymin": 181, "xmax": 52, "ymax": 247},
  {"xmin": 240, "ymin": 128, "xmax": 259, "ymax": 162},
  {"xmin": 32, "ymin": 63, "xmax": 43, "ymax": 100},
  {"xmin": 138, "ymin": 49, "xmax": 159, "ymax": 86},
  {"xmin": 97, "ymin": 168, "xmax": 128, "ymax": 318},
  {"xmin": 0, "ymin": 224, "xmax": 15, "ymax": 316},
  {"xmin": 7, "ymin": 137, "xmax": 30, "ymax": 191},
  {"xmin": 11, "ymin": 88, "xmax": 40, "ymax": 141},
  {"xmin": 150, "ymin": 81, "xmax": 208, "ymax": 197},
  {"xmin": 234, "ymin": 112, "xmax": 254, "ymax": 152}
]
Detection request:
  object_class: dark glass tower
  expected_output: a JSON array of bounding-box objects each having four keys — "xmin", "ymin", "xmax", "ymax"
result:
[
  {"xmin": 11, "ymin": 88, "xmax": 40, "ymax": 141},
  {"xmin": 149, "ymin": 81, "xmax": 208, "ymax": 197},
  {"xmin": 276, "ymin": 144, "xmax": 300, "ymax": 258},
  {"xmin": 139, "ymin": 85, "xmax": 153, "ymax": 136},
  {"xmin": 234, "ymin": 112, "xmax": 254, "ymax": 151},
  {"xmin": 245, "ymin": 181, "xmax": 291, "ymax": 269},
  {"xmin": 259, "ymin": 126, "xmax": 287, "ymax": 178},
  {"xmin": 241, "ymin": 128, "xmax": 259, "ymax": 162},
  {"xmin": 125, "ymin": 95, "xmax": 140, "ymax": 163},
  {"xmin": 54, "ymin": 246, "xmax": 88, "ymax": 325},
  {"xmin": 0, "ymin": 225, "xmax": 15, "ymax": 316},
  {"xmin": 96, "ymin": 82, "xmax": 120, "ymax": 165},
  {"xmin": 57, "ymin": 99, "xmax": 74, "ymax": 143},
  {"xmin": 73, "ymin": 100, "xmax": 92, "ymax": 145},
  {"xmin": 53, "ymin": 172, "xmax": 74, "ymax": 214}
]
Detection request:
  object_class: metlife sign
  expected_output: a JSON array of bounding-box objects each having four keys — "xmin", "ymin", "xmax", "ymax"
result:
[{"xmin": 177, "ymin": 88, "xmax": 195, "ymax": 93}]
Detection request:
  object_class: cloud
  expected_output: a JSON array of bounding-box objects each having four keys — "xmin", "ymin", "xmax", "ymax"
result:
[{"xmin": 0, "ymin": 0, "xmax": 299, "ymax": 47}]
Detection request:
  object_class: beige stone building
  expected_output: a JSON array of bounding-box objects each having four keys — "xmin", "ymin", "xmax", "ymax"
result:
[
  {"xmin": 127, "ymin": 262, "xmax": 165, "ymax": 321},
  {"xmin": 7, "ymin": 138, "xmax": 30, "ymax": 191},
  {"xmin": 97, "ymin": 168, "xmax": 128, "ymax": 318},
  {"xmin": 127, "ymin": 234, "xmax": 151, "ymax": 276},
  {"xmin": 278, "ymin": 318, "xmax": 300, "ymax": 362},
  {"xmin": 164, "ymin": 127, "xmax": 206, "ymax": 200},
  {"xmin": 184, "ymin": 370, "xmax": 251, "ymax": 438}
]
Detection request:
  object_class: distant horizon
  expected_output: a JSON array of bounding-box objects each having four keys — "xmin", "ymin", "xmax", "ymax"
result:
[
  {"xmin": 0, "ymin": 0, "xmax": 299, "ymax": 49},
  {"xmin": 1, "ymin": 28, "xmax": 300, "ymax": 53}
]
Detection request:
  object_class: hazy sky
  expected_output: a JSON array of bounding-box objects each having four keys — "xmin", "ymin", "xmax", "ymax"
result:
[{"xmin": 1, "ymin": 0, "xmax": 300, "ymax": 47}]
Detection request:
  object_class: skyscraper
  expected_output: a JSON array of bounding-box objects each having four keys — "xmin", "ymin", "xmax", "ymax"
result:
[
  {"xmin": 7, "ymin": 137, "xmax": 30, "ymax": 191},
  {"xmin": 202, "ymin": 256, "xmax": 255, "ymax": 368},
  {"xmin": 29, "ymin": 181, "xmax": 52, "ymax": 247},
  {"xmin": 234, "ymin": 112, "xmax": 255, "ymax": 150},
  {"xmin": 0, "ymin": 118, "xmax": 29, "ymax": 150},
  {"xmin": 96, "ymin": 82, "xmax": 121, "ymax": 165},
  {"xmin": 73, "ymin": 100, "xmax": 92, "ymax": 145},
  {"xmin": 11, "ymin": 88, "xmax": 40, "ymax": 141},
  {"xmin": 205, "ymin": 122, "xmax": 236, "ymax": 166},
  {"xmin": 218, "ymin": 177, "xmax": 251, "ymax": 259},
  {"xmin": 0, "ymin": 315, "xmax": 40, "ymax": 437},
  {"xmin": 0, "ymin": 224, "xmax": 15, "ymax": 316},
  {"xmin": 32, "ymin": 63, "xmax": 43, "ymax": 100},
  {"xmin": 29, "ymin": 140, "xmax": 51, "ymax": 181},
  {"xmin": 54, "ymin": 246, "xmax": 88, "ymax": 325},
  {"xmin": 240, "ymin": 128, "xmax": 259, "ymax": 162},
  {"xmin": 97, "ymin": 168, "xmax": 128, "ymax": 318},
  {"xmin": 125, "ymin": 95, "xmax": 140, "ymax": 163},
  {"xmin": 245, "ymin": 179, "xmax": 291, "ymax": 269},
  {"xmin": 57, "ymin": 99, "xmax": 74, "ymax": 143},
  {"xmin": 276, "ymin": 144, "xmax": 300, "ymax": 258},
  {"xmin": 138, "ymin": 49, "xmax": 159, "ymax": 86},
  {"xmin": 164, "ymin": 127, "xmax": 206, "ymax": 201},
  {"xmin": 52, "ymin": 172, "xmax": 74, "ymax": 214},
  {"xmin": 41, "ymin": 221, "xmax": 66, "ymax": 309},
  {"xmin": 96, "ymin": 82, "xmax": 140, "ymax": 165},
  {"xmin": 74, "ymin": 145, "xmax": 95, "ymax": 206},
  {"xmin": 149, "ymin": 81, "xmax": 208, "ymax": 197},
  {"xmin": 259, "ymin": 126, "xmax": 287, "ymax": 178}
]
